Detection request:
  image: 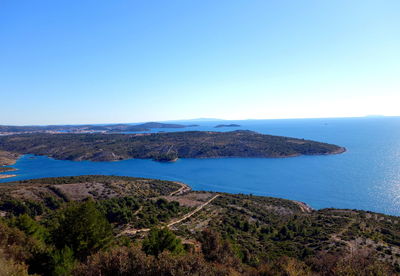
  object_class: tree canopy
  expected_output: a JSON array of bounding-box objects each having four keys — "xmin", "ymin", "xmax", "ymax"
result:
[
  {"xmin": 51, "ymin": 199, "xmax": 113, "ymax": 260},
  {"xmin": 142, "ymin": 227, "xmax": 183, "ymax": 257}
]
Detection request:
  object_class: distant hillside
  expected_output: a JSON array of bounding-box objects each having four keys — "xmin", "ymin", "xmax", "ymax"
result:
[
  {"xmin": 181, "ymin": 118, "xmax": 223, "ymax": 121},
  {"xmin": 135, "ymin": 122, "xmax": 198, "ymax": 128},
  {"xmin": 0, "ymin": 175, "xmax": 398, "ymax": 275},
  {"xmin": 0, "ymin": 150, "xmax": 19, "ymax": 175},
  {"xmin": 0, "ymin": 122, "xmax": 197, "ymax": 134},
  {"xmin": 0, "ymin": 130, "xmax": 345, "ymax": 162},
  {"xmin": 0, "ymin": 150, "xmax": 19, "ymax": 166}
]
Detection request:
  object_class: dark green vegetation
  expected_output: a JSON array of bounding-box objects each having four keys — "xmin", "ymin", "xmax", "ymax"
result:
[
  {"xmin": 0, "ymin": 175, "xmax": 398, "ymax": 275},
  {"xmin": 0, "ymin": 122, "xmax": 197, "ymax": 134},
  {"xmin": 0, "ymin": 130, "xmax": 344, "ymax": 162},
  {"xmin": 142, "ymin": 227, "xmax": 184, "ymax": 257},
  {"xmin": 215, "ymin": 124, "xmax": 241, "ymax": 128}
]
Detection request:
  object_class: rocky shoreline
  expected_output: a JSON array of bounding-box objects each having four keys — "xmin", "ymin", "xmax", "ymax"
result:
[{"xmin": 0, "ymin": 174, "xmax": 16, "ymax": 179}]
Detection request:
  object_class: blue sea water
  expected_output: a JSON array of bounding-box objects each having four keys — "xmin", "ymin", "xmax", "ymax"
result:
[{"xmin": 1, "ymin": 117, "xmax": 400, "ymax": 216}]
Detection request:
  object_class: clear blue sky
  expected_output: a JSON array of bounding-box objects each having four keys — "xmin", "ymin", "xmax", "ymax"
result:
[{"xmin": 1, "ymin": 0, "xmax": 399, "ymax": 125}]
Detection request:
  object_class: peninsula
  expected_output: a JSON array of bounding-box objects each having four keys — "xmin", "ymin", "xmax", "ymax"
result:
[
  {"xmin": 0, "ymin": 150, "xmax": 19, "ymax": 178},
  {"xmin": 0, "ymin": 130, "xmax": 345, "ymax": 162},
  {"xmin": 0, "ymin": 150, "xmax": 19, "ymax": 166}
]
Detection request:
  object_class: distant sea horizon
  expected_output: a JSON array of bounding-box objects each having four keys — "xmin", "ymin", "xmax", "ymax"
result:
[{"xmin": 4, "ymin": 115, "xmax": 399, "ymax": 127}]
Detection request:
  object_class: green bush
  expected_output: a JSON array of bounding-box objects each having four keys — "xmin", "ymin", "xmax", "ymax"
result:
[
  {"xmin": 51, "ymin": 199, "xmax": 113, "ymax": 260},
  {"xmin": 142, "ymin": 227, "xmax": 183, "ymax": 257}
]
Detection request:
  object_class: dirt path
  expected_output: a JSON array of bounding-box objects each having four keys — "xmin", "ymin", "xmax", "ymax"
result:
[
  {"xmin": 133, "ymin": 206, "xmax": 142, "ymax": 215},
  {"xmin": 167, "ymin": 195, "xmax": 219, "ymax": 227},
  {"xmin": 330, "ymin": 218, "xmax": 356, "ymax": 252},
  {"xmin": 120, "ymin": 194, "xmax": 219, "ymax": 236},
  {"xmin": 169, "ymin": 182, "xmax": 191, "ymax": 196}
]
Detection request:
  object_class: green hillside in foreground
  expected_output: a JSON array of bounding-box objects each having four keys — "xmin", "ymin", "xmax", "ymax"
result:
[
  {"xmin": 0, "ymin": 175, "xmax": 398, "ymax": 275},
  {"xmin": 0, "ymin": 130, "xmax": 345, "ymax": 162}
]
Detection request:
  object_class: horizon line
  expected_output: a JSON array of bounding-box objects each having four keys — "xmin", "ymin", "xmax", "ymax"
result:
[{"xmin": 1, "ymin": 115, "xmax": 398, "ymax": 127}]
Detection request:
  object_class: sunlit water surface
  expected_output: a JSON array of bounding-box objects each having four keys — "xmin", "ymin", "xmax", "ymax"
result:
[{"xmin": 2, "ymin": 117, "xmax": 400, "ymax": 215}]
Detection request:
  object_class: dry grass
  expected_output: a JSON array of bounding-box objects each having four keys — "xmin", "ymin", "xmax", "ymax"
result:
[
  {"xmin": 163, "ymin": 192, "xmax": 215, "ymax": 207},
  {"xmin": 0, "ymin": 150, "xmax": 19, "ymax": 166}
]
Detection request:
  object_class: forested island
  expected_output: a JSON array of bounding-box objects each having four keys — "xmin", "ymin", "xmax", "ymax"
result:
[
  {"xmin": 0, "ymin": 130, "xmax": 345, "ymax": 162},
  {"xmin": 0, "ymin": 175, "xmax": 398, "ymax": 275},
  {"xmin": 215, "ymin": 124, "xmax": 241, "ymax": 128}
]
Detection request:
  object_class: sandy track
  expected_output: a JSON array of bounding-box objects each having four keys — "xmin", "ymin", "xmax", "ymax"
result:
[
  {"xmin": 169, "ymin": 182, "xmax": 191, "ymax": 196},
  {"xmin": 120, "ymin": 194, "xmax": 219, "ymax": 236}
]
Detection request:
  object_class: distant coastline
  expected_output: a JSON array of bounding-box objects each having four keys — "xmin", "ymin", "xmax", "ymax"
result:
[{"xmin": 0, "ymin": 122, "xmax": 198, "ymax": 135}]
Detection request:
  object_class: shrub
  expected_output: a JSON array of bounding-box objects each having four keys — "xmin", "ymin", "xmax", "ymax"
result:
[
  {"xmin": 142, "ymin": 227, "xmax": 183, "ymax": 257},
  {"xmin": 51, "ymin": 199, "xmax": 113, "ymax": 260}
]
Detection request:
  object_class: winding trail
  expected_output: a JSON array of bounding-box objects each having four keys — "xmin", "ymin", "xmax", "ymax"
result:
[
  {"xmin": 330, "ymin": 217, "xmax": 356, "ymax": 252},
  {"xmin": 169, "ymin": 182, "xmax": 191, "ymax": 196},
  {"xmin": 120, "ymin": 194, "xmax": 219, "ymax": 236},
  {"xmin": 132, "ymin": 206, "xmax": 142, "ymax": 216},
  {"xmin": 166, "ymin": 195, "xmax": 219, "ymax": 227}
]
